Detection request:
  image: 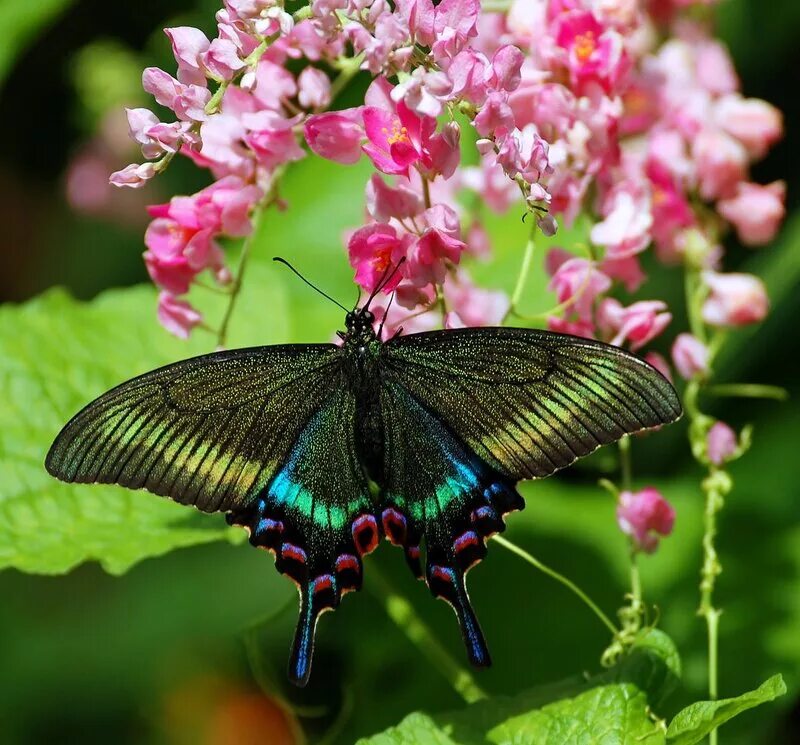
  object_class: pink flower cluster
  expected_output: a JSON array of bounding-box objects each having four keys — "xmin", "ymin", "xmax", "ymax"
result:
[{"xmin": 108, "ymin": 0, "xmax": 787, "ymax": 554}]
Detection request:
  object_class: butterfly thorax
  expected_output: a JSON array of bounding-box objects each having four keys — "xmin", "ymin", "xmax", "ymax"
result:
[{"xmin": 336, "ymin": 310, "xmax": 387, "ymax": 486}]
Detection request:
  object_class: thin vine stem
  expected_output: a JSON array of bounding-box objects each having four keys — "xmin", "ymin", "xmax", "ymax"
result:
[
  {"xmin": 706, "ymin": 383, "xmax": 788, "ymax": 401},
  {"xmin": 502, "ymin": 225, "xmax": 537, "ymax": 324},
  {"xmin": 215, "ymin": 167, "xmax": 285, "ymax": 348},
  {"xmin": 368, "ymin": 564, "xmax": 488, "ymax": 704},
  {"xmin": 216, "ymin": 215, "xmax": 261, "ymax": 348},
  {"xmin": 492, "ymin": 534, "xmax": 618, "ymax": 636}
]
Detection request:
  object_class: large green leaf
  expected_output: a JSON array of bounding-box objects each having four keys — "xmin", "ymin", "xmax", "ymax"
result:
[
  {"xmin": 666, "ymin": 675, "xmax": 786, "ymax": 745},
  {"xmin": 0, "ymin": 259, "xmax": 289, "ymax": 575},
  {"xmin": 356, "ymin": 713, "xmax": 461, "ymax": 745},
  {"xmin": 0, "ymin": 0, "xmax": 75, "ymax": 84},
  {"xmin": 358, "ymin": 631, "xmax": 678, "ymax": 745}
]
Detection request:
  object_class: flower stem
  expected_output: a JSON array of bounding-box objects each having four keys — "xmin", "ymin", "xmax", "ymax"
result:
[
  {"xmin": 215, "ymin": 167, "xmax": 285, "ymax": 348},
  {"xmin": 706, "ymin": 383, "xmax": 788, "ymax": 401},
  {"xmin": 503, "ymin": 225, "xmax": 536, "ymax": 323},
  {"xmin": 368, "ymin": 564, "xmax": 487, "ymax": 704},
  {"xmin": 421, "ymin": 174, "xmax": 432, "ymax": 210},
  {"xmin": 492, "ymin": 534, "xmax": 618, "ymax": 636},
  {"xmin": 618, "ymin": 435, "xmax": 632, "ymax": 491}
]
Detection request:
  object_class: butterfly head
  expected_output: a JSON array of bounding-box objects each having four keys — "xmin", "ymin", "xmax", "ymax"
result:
[{"xmin": 341, "ymin": 308, "xmax": 376, "ymax": 342}]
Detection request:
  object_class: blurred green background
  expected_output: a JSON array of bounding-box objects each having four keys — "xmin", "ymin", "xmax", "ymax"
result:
[{"xmin": 0, "ymin": 0, "xmax": 798, "ymax": 743}]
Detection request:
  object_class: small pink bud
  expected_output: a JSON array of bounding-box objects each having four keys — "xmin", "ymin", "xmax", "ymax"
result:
[
  {"xmin": 717, "ymin": 181, "xmax": 786, "ymax": 247},
  {"xmin": 617, "ymin": 487, "xmax": 675, "ymax": 554},
  {"xmin": 701, "ymin": 271, "xmax": 769, "ymax": 327},
  {"xmin": 157, "ymin": 292, "xmax": 203, "ymax": 339},
  {"xmin": 715, "ymin": 95, "xmax": 783, "ymax": 159},
  {"xmin": 304, "ymin": 110, "xmax": 364, "ymax": 164},
  {"xmin": 707, "ymin": 421, "xmax": 738, "ymax": 466},
  {"xmin": 671, "ymin": 333, "xmax": 709, "ymax": 380},
  {"xmin": 109, "ymin": 162, "xmax": 157, "ymax": 188},
  {"xmin": 298, "ymin": 67, "xmax": 331, "ymax": 110}
]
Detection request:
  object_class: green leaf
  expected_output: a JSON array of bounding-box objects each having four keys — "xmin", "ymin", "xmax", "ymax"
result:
[
  {"xmin": 0, "ymin": 258, "xmax": 289, "ymax": 575},
  {"xmin": 356, "ymin": 713, "xmax": 461, "ymax": 745},
  {"xmin": 487, "ymin": 683, "xmax": 664, "ymax": 745},
  {"xmin": 360, "ymin": 633, "xmax": 679, "ymax": 745},
  {"xmin": 666, "ymin": 674, "xmax": 786, "ymax": 745},
  {"xmin": 0, "ymin": 0, "xmax": 75, "ymax": 84}
]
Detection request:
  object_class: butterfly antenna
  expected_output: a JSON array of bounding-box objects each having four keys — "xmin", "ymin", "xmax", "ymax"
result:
[
  {"xmin": 273, "ymin": 257, "xmax": 349, "ymax": 312},
  {"xmin": 362, "ymin": 258, "xmax": 406, "ymax": 312},
  {"xmin": 377, "ymin": 290, "xmax": 396, "ymax": 340}
]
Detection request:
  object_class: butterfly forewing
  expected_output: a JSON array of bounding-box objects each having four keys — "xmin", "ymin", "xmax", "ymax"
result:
[
  {"xmin": 382, "ymin": 327, "xmax": 682, "ymax": 481},
  {"xmin": 45, "ymin": 345, "xmax": 341, "ymax": 512}
]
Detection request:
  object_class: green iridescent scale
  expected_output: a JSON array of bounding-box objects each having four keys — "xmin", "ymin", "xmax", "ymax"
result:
[{"xmin": 46, "ymin": 320, "xmax": 681, "ymax": 686}]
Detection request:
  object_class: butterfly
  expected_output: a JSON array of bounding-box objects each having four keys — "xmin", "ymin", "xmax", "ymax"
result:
[{"xmin": 46, "ymin": 279, "xmax": 681, "ymax": 687}]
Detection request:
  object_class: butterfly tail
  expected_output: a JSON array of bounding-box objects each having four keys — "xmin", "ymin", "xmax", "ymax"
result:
[
  {"xmin": 427, "ymin": 562, "xmax": 492, "ymax": 668},
  {"xmin": 288, "ymin": 583, "xmax": 322, "ymax": 687}
]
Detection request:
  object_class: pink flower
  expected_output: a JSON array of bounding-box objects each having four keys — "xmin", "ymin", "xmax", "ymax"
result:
[
  {"xmin": 407, "ymin": 226, "xmax": 466, "ymax": 286},
  {"xmin": 142, "ymin": 67, "xmax": 210, "ymax": 123},
  {"xmin": 617, "ymin": 487, "xmax": 675, "ymax": 553},
  {"xmin": 591, "ymin": 191, "xmax": 653, "ymax": 259},
  {"xmin": 362, "ymin": 88, "xmax": 436, "ymax": 177},
  {"xmin": 391, "ymin": 68, "xmax": 453, "ymax": 118},
  {"xmin": 554, "ymin": 10, "xmax": 629, "ymax": 95},
  {"xmin": 430, "ymin": 0, "xmax": 481, "ymax": 61},
  {"xmin": 298, "ymin": 67, "xmax": 331, "ymax": 109},
  {"xmin": 598, "ymin": 299, "xmax": 671, "ymax": 350},
  {"xmin": 707, "ymin": 421, "xmax": 738, "ymax": 466},
  {"xmin": 671, "ymin": 333, "xmax": 709, "ymax": 380},
  {"xmin": 157, "ymin": 292, "xmax": 203, "ymax": 339},
  {"xmin": 109, "ymin": 162, "xmax": 157, "ymax": 188},
  {"xmin": 601, "ymin": 256, "xmax": 646, "ymax": 292},
  {"xmin": 448, "ymin": 48, "xmax": 491, "ymax": 104},
  {"xmin": 548, "ymin": 256, "xmax": 611, "ymax": 322},
  {"xmin": 165, "ymin": 27, "xmax": 211, "ymax": 86},
  {"xmin": 647, "ymin": 160, "xmax": 694, "ymax": 251},
  {"xmin": 495, "ymin": 125, "xmax": 552, "ymax": 184},
  {"xmin": 304, "ymin": 109, "xmax": 364, "ymax": 164},
  {"xmin": 489, "ymin": 45, "xmax": 525, "ymax": 93},
  {"xmin": 547, "ymin": 316, "xmax": 595, "ymax": 338},
  {"xmin": 143, "ymin": 176, "xmax": 261, "ymax": 294},
  {"xmin": 126, "ymin": 108, "xmax": 163, "ymax": 159},
  {"xmin": 717, "ymin": 181, "xmax": 786, "ymax": 247},
  {"xmin": 474, "ymin": 92, "xmax": 515, "ymax": 137},
  {"xmin": 692, "ymin": 129, "xmax": 748, "ymax": 201},
  {"xmin": 348, "ymin": 223, "xmax": 409, "ymax": 292},
  {"xmin": 714, "ymin": 95, "xmax": 783, "ymax": 160},
  {"xmin": 365, "ymin": 174, "xmax": 423, "ymax": 222},
  {"xmin": 202, "ymin": 38, "xmax": 246, "ymax": 81},
  {"xmin": 444, "ymin": 270, "xmax": 509, "ymax": 326},
  {"xmin": 701, "ymin": 271, "xmax": 769, "ymax": 327}
]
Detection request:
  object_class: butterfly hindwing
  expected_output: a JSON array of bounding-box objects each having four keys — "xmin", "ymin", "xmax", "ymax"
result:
[
  {"xmin": 226, "ymin": 378, "xmax": 377, "ymax": 686},
  {"xmin": 382, "ymin": 327, "xmax": 682, "ymax": 481},
  {"xmin": 379, "ymin": 378, "xmax": 524, "ymax": 667}
]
